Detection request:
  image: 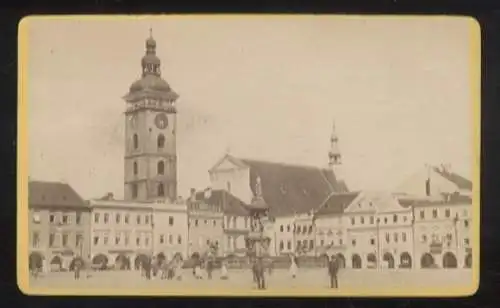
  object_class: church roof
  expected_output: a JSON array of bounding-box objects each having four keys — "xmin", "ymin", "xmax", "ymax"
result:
[
  {"xmin": 432, "ymin": 167, "xmax": 472, "ymax": 191},
  {"xmin": 29, "ymin": 181, "xmax": 87, "ymax": 209},
  {"xmin": 194, "ymin": 189, "xmax": 249, "ymax": 216},
  {"xmin": 314, "ymin": 192, "xmax": 360, "ymax": 216},
  {"xmin": 237, "ymin": 156, "xmax": 347, "ymax": 217},
  {"xmin": 397, "ymin": 193, "xmax": 472, "ymax": 207}
]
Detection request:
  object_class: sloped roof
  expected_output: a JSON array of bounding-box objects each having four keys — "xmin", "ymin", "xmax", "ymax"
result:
[
  {"xmin": 397, "ymin": 193, "xmax": 472, "ymax": 207},
  {"xmin": 315, "ymin": 192, "xmax": 361, "ymax": 216},
  {"xmin": 194, "ymin": 189, "xmax": 249, "ymax": 216},
  {"xmin": 237, "ymin": 157, "xmax": 347, "ymax": 217},
  {"xmin": 29, "ymin": 181, "xmax": 87, "ymax": 208},
  {"xmin": 433, "ymin": 167, "xmax": 472, "ymax": 191}
]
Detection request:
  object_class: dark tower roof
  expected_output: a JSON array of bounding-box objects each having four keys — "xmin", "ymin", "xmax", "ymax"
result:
[{"xmin": 123, "ymin": 29, "xmax": 179, "ymax": 103}]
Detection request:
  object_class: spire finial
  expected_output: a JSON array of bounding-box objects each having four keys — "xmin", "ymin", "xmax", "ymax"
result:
[{"xmin": 149, "ymin": 27, "xmax": 153, "ymax": 38}]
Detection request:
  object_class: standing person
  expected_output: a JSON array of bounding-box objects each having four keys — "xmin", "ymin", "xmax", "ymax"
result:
[
  {"xmin": 194, "ymin": 258, "xmax": 203, "ymax": 279},
  {"xmin": 328, "ymin": 254, "xmax": 339, "ymax": 289},
  {"xmin": 74, "ymin": 257, "xmax": 82, "ymax": 280},
  {"xmin": 289, "ymin": 254, "xmax": 298, "ymax": 279},
  {"xmin": 145, "ymin": 257, "xmax": 152, "ymax": 280}
]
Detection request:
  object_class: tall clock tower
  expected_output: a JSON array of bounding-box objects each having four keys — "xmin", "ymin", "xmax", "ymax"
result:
[{"xmin": 123, "ymin": 30, "xmax": 179, "ymax": 202}]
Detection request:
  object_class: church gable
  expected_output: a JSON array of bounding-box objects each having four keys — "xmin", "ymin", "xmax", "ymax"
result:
[
  {"xmin": 209, "ymin": 154, "xmax": 248, "ymax": 173},
  {"xmin": 343, "ymin": 192, "xmax": 376, "ymax": 214}
]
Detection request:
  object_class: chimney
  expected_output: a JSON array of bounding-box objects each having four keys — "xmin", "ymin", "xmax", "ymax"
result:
[{"xmin": 107, "ymin": 192, "xmax": 114, "ymax": 200}]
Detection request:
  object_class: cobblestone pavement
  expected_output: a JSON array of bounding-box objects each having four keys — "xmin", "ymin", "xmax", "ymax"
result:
[{"xmin": 28, "ymin": 268, "xmax": 473, "ymax": 293}]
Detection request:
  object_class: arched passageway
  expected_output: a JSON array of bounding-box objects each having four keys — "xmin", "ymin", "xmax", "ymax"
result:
[
  {"xmin": 352, "ymin": 254, "xmax": 362, "ymax": 269},
  {"xmin": 383, "ymin": 252, "xmax": 395, "ymax": 269},
  {"xmin": 336, "ymin": 253, "xmax": 346, "ymax": 268},
  {"xmin": 50, "ymin": 255, "xmax": 62, "ymax": 271},
  {"xmin": 421, "ymin": 253, "xmax": 435, "ymax": 268},
  {"xmin": 115, "ymin": 254, "xmax": 131, "ymax": 270},
  {"xmin": 29, "ymin": 252, "xmax": 44, "ymax": 271},
  {"xmin": 443, "ymin": 252, "xmax": 457, "ymax": 268},
  {"xmin": 400, "ymin": 252, "xmax": 412, "ymax": 268},
  {"xmin": 92, "ymin": 254, "xmax": 109, "ymax": 270}
]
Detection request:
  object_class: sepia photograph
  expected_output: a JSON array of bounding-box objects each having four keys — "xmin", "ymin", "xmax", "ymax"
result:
[{"xmin": 17, "ymin": 15, "xmax": 480, "ymax": 296}]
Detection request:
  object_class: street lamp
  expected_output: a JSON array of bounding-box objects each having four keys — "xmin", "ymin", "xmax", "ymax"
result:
[
  {"xmin": 376, "ymin": 218, "xmax": 381, "ymax": 270},
  {"xmin": 453, "ymin": 213, "xmax": 460, "ymax": 255}
]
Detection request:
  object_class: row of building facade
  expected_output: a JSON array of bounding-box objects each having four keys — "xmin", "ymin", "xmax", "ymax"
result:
[{"xmin": 28, "ymin": 31, "xmax": 474, "ymax": 273}]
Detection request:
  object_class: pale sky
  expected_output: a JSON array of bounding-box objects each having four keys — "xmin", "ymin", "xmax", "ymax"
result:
[{"xmin": 25, "ymin": 16, "xmax": 476, "ymax": 200}]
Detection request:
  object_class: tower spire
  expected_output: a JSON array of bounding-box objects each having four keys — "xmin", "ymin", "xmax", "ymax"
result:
[
  {"xmin": 142, "ymin": 28, "xmax": 160, "ymax": 76},
  {"xmin": 328, "ymin": 120, "xmax": 341, "ymax": 167}
]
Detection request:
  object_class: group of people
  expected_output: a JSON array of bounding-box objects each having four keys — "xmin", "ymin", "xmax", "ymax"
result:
[
  {"xmin": 192, "ymin": 257, "xmax": 229, "ymax": 280},
  {"xmin": 139, "ymin": 255, "xmax": 184, "ymax": 281}
]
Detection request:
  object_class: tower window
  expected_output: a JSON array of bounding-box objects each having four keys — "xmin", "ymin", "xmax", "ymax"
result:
[
  {"xmin": 158, "ymin": 183, "xmax": 165, "ymax": 197},
  {"xmin": 157, "ymin": 161, "xmax": 165, "ymax": 175},
  {"xmin": 131, "ymin": 183, "xmax": 138, "ymax": 199},
  {"xmin": 133, "ymin": 134, "xmax": 139, "ymax": 150},
  {"xmin": 133, "ymin": 161, "xmax": 138, "ymax": 175},
  {"xmin": 157, "ymin": 134, "xmax": 165, "ymax": 149}
]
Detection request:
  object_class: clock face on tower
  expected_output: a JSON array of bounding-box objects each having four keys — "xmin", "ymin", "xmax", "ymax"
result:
[{"xmin": 155, "ymin": 113, "xmax": 168, "ymax": 130}]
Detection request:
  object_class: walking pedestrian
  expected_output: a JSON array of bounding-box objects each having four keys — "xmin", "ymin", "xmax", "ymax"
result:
[{"xmin": 74, "ymin": 258, "xmax": 82, "ymax": 280}]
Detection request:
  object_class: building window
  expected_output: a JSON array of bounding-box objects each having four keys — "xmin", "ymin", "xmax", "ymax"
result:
[
  {"xmin": 62, "ymin": 214, "xmax": 69, "ymax": 225},
  {"xmin": 62, "ymin": 233, "xmax": 69, "ymax": 247},
  {"xmin": 402, "ymin": 232, "xmax": 407, "ymax": 242},
  {"xmin": 133, "ymin": 134, "xmax": 139, "ymax": 149},
  {"xmin": 394, "ymin": 233, "xmax": 398, "ymax": 243},
  {"xmin": 75, "ymin": 212, "xmax": 82, "ymax": 225},
  {"xmin": 352, "ymin": 239, "xmax": 356, "ymax": 246},
  {"xmin": 169, "ymin": 234, "xmax": 173, "ymax": 244},
  {"xmin": 244, "ymin": 217, "xmax": 248, "ymax": 229},
  {"xmin": 136, "ymin": 237, "xmax": 140, "ymax": 246},
  {"xmin": 464, "ymin": 220, "xmax": 469, "ymax": 228},
  {"xmin": 286, "ymin": 225, "xmax": 290, "ymax": 232},
  {"xmin": 384, "ymin": 217, "xmax": 388, "ymax": 224},
  {"xmin": 360, "ymin": 217, "xmax": 365, "ymax": 224},
  {"xmin": 137, "ymin": 215, "xmax": 141, "ymax": 224},
  {"xmin": 385, "ymin": 233, "xmax": 390, "ymax": 243},
  {"xmin": 157, "ymin": 161, "xmax": 165, "ymax": 175},
  {"xmin": 320, "ymin": 239, "xmax": 325, "ymax": 246},
  {"xmin": 432, "ymin": 209, "xmax": 438, "ymax": 218},
  {"xmin": 464, "ymin": 238, "xmax": 470, "ymax": 246},
  {"xmin": 280, "ymin": 225, "xmax": 284, "ymax": 232},
  {"xmin": 32, "ymin": 232, "xmax": 40, "ymax": 248},
  {"xmin": 132, "ymin": 183, "xmax": 138, "ymax": 199},
  {"xmin": 49, "ymin": 233, "xmax": 56, "ymax": 247},
  {"xmin": 370, "ymin": 238, "xmax": 375, "ymax": 245},
  {"xmin": 116, "ymin": 213, "xmax": 121, "ymax": 224},
  {"xmin": 157, "ymin": 134, "xmax": 165, "ymax": 149},
  {"xmin": 115, "ymin": 236, "xmax": 120, "ymax": 245},
  {"xmin": 213, "ymin": 220, "xmax": 217, "ymax": 227},
  {"xmin": 125, "ymin": 214, "xmax": 129, "ymax": 224},
  {"xmin": 370, "ymin": 216, "xmax": 374, "ymax": 224},
  {"xmin": 76, "ymin": 233, "xmax": 83, "ymax": 247},
  {"xmin": 177, "ymin": 235, "xmax": 182, "ymax": 244},
  {"xmin": 158, "ymin": 183, "xmax": 165, "ymax": 197},
  {"xmin": 94, "ymin": 213, "xmax": 100, "ymax": 223},
  {"xmin": 160, "ymin": 235, "xmax": 165, "ymax": 244},
  {"xmin": 104, "ymin": 213, "xmax": 109, "ymax": 224},
  {"xmin": 145, "ymin": 237, "xmax": 149, "ymax": 247},
  {"xmin": 49, "ymin": 214, "xmax": 56, "ymax": 224},
  {"xmin": 420, "ymin": 210, "xmax": 425, "ymax": 219},
  {"xmin": 93, "ymin": 236, "xmax": 99, "ymax": 245},
  {"xmin": 125, "ymin": 234, "xmax": 129, "ymax": 246},
  {"xmin": 339, "ymin": 239, "xmax": 343, "ymax": 245},
  {"xmin": 133, "ymin": 161, "xmax": 138, "ymax": 175},
  {"xmin": 227, "ymin": 182, "xmax": 231, "ymax": 192},
  {"xmin": 403, "ymin": 215, "xmax": 408, "ymax": 222},
  {"xmin": 445, "ymin": 208, "xmax": 451, "ymax": 218},
  {"xmin": 351, "ymin": 217, "xmax": 355, "ymax": 225},
  {"xmin": 145, "ymin": 215, "xmax": 150, "ymax": 225},
  {"xmin": 194, "ymin": 219, "xmax": 198, "ymax": 227},
  {"xmin": 421, "ymin": 234, "xmax": 427, "ymax": 243},
  {"xmin": 287, "ymin": 241, "xmax": 291, "ymax": 250},
  {"xmin": 169, "ymin": 216, "xmax": 174, "ymax": 226},
  {"xmin": 279, "ymin": 241, "xmax": 284, "ymax": 251},
  {"xmin": 393, "ymin": 214, "xmax": 398, "ymax": 223},
  {"xmin": 204, "ymin": 220, "xmax": 208, "ymax": 225},
  {"xmin": 296, "ymin": 225, "xmax": 301, "ymax": 233},
  {"xmin": 103, "ymin": 236, "xmax": 109, "ymax": 245}
]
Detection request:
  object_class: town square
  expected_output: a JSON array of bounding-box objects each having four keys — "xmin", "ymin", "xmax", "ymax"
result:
[{"xmin": 21, "ymin": 16, "xmax": 477, "ymax": 295}]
